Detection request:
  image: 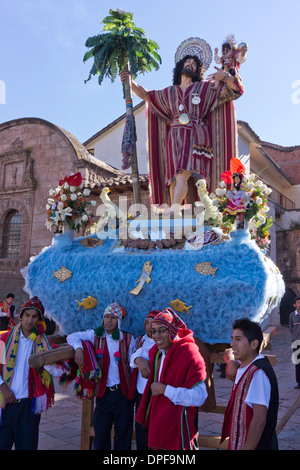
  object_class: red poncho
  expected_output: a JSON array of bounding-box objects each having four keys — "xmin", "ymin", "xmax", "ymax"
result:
[{"xmin": 135, "ymin": 328, "xmax": 206, "ymax": 450}]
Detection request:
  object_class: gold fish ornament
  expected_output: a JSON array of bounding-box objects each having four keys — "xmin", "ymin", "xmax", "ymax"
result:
[
  {"xmin": 52, "ymin": 266, "xmax": 72, "ymax": 283},
  {"xmin": 80, "ymin": 237, "xmax": 103, "ymax": 248},
  {"xmin": 76, "ymin": 296, "xmax": 98, "ymax": 310},
  {"xmin": 170, "ymin": 299, "xmax": 192, "ymax": 315},
  {"xmin": 130, "ymin": 261, "xmax": 153, "ymax": 296},
  {"xmin": 194, "ymin": 262, "xmax": 218, "ymax": 277}
]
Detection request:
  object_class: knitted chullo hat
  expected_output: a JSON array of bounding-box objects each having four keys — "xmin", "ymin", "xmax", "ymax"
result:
[
  {"xmin": 95, "ymin": 302, "xmax": 126, "ymax": 340},
  {"xmin": 19, "ymin": 296, "xmax": 45, "ymax": 320},
  {"xmin": 145, "ymin": 309, "xmax": 160, "ymax": 322},
  {"xmin": 18, "ymin": 296, "xmax": 46, "ymax": 340},
  {"xmin": 152, "ymin": 307, "xmax": 187, "ymax": 340}
]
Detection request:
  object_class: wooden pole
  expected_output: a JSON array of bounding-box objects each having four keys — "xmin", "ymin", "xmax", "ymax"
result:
[
  {"xmin": 276, "ymin": 394, "xmax": 300, "ymax": 435},
  {"xmin": 28, "ymin": 345, "xmax": 74, "ymax": 368},
  {"xmin": 124, "ymin": 62, "xmax": 142, "ymax": 207}
]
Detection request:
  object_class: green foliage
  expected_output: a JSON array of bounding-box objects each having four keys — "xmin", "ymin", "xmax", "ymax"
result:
[{"xmin": 83, "ymin": 9, "xmax": 161, "ymax": 86}]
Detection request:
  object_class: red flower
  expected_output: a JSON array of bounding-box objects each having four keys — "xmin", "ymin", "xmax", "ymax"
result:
[
  {"xmin": 59, "ymin": 175, "xmax": 67, "ymax": 186},
  {"xmin": 67, "ymin": 172, "xmax": 83, "ymax": 187}
]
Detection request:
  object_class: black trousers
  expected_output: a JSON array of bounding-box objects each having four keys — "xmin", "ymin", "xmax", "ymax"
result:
[
  {"xmin": 93, "ymin": 386, "xmax": 134, "ymax": 450},
  {"xmin": 293, "ymin": 345, "xmax": 300, "ymax": 384},
  {"xmin": 0, "ymin": 399, "xmax": 41, "ymax": 450},
  {"xmin": 135, "ymin": 392, "xmax": 149, "ymax": 450}
]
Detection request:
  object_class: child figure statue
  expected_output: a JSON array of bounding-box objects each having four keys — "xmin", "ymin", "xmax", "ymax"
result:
[
  {"xmin": 223, "ymin": 172, "xmax": 247, "ymax": 229},
  {"xmin": 213, "ymin": 34, "xmax": 247, "ymax": 90}
]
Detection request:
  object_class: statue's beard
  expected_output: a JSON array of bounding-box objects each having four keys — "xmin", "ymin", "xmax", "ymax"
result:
[{"xmin": 181, "ymin": 66, "xmax": 197, "ymax": 78}]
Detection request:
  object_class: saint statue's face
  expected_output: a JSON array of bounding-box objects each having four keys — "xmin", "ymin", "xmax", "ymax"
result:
[{"xmin": 182, "ymin": 57, "xmax": 197, "ymax": 77}]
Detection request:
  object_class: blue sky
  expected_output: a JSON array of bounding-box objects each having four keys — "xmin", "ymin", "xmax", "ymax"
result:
[{"xmin": 1, "ymin": 0, "xmax": 300, "ymax": 148}]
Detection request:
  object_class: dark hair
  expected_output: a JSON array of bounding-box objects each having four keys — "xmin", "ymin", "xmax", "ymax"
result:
[
  {"xmin": 293, "ymin": 296, "xmax": 300, "ymax": 304},
  {"xmin": 232, "ymin": 318, "xmax": 263, "ymax": 353},
  {"xmin": 173, "ymin": 55, "xmax": 204, "ymax": 85},
  {"xmin": 6, "ymin": 293, "xmax": 14, "ymax": 299},
  {"xmin": 232, "ymin": 173, "xmax": 243, "ymax": 191}
]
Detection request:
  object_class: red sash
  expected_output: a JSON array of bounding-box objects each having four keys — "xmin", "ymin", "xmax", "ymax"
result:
[{"xmin": 221, "ymin": 363, "xmax": 257, "ymax": 449}]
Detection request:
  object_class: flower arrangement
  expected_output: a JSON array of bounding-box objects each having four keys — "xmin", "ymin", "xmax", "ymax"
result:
[
  {"xmin": 209, "ymin": 173, "xmax": 273, "ymax": 249},
  {"xmin": 46, "ymin": 172, "xmax": 96, "ymax": 232},
  {"xmin": 195, "ymin": 179, "xmax": 223, "ymax": 227}
]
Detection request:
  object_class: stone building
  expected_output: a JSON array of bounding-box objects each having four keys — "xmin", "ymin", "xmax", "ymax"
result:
[{"xmin": 0, "ymin": 117, "xmax": 148, "ymax": 314}]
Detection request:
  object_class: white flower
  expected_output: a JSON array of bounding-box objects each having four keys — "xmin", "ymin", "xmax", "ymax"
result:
[
  {"xmin": 264, "ymin": 187, "xmax": 272, "ymax": 196},
  {"xmin": 70, "ymin": 194, "xmax": 77, "ymax": 201},
  {"xmin": 59, "ymin": 207, "xmax": 72, "ymax": 221},
  {"xmin": 51, "ymin": 203, "xmax": 57, "ymax": 210},
  {"xmin": 49, "ymin": 189, "xmax": 56, "ymax": 196},
  {"xmin": 256, "ymin": 197, "xmax": 262, "ymax": 205},
  {"xmin": 255, "ymin": 180, "xmax": 262, "ymax": 187},
  {"xmin": 60, "ymin": 193, "xmax": 67, "ymax": 201},
  {"xmin": 46, "ymin": 204, "xmax": 51, "ymax": 210},
  {"xmin": 215, "ymin": 188, "xmax": 226, "ymax": 197},
  {"xmin": 45, "ymin": 220, "xmax": 53, "ymax": 230},
  {"xmin": 83, "ymin": 188, "xmax": 90, "ymax": 196},
  {"xmin": 257, "ymin": 214, "xmax": 266, "ymax": 225},
  {"xmin": 218, "ymin": 181, "xmax": 226, "ymax": 188},
  {"xmin": 47, "ymin": 198, "xmax": 54, "ymax": 204},
  {"xmin": 90, "ymin": 200, "xmax": 96, "ymax": 206},
  {"xmin": 245, "ymin": 182, "xmax": 254, "ymax": 190},
  {"xmin": 58, "ymin": 201, "xmax": 64, "ymax": 209},
  {"xmin": 70, "ymin": 186, "xmax": 76, "ymax": 192},
  {"xmin": 63, "ymin": 182, "xmax": 69, "ymax": 189},
  {"xmin": 82, "ymin": 214, "xmax": 88, "ymax": 222},
  {"xmin": 260, "ymin": 184, "xmax": 267, "ymax": 192},
  {"xmin": 249, "ymin": 174, "xmax": 256, "ymax": 182}
]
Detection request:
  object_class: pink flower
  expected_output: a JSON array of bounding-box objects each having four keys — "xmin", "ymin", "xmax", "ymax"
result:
[
  {"xmin": 114, "ymin": 351, "xmax": 121, "ymax": 362},
  {"xmin": 96, "ymin": 348, "xmax": 103, "ymax": 358}
]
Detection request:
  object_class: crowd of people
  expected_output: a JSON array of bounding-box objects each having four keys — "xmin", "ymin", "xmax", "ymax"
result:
[{"xmin": 2, "ymin": 293, "xmax": 298, "ymax": 451}]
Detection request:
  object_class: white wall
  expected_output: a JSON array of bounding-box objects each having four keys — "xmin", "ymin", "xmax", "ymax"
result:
[{"xmin": 91, "ymin": 105, "xmax": 148, "ymax": 174}]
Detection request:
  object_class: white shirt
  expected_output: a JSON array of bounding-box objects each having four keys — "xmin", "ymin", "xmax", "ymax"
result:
[
  {"xmin": 0, "ymin": 330, "xmax": 64, "ymax": 399},
  {"xmin": 66, "ymin": 329, "xmax": 135, "ymax": 387},
  {"xmin": 234, "ymin": 354, "xmax": 271, "ymax": 409},
  {"xmin": 131, "ymin": 341, "xmax": 208, "ymax": 407},
  {"xmin": 130, "ymin": 334, "xmax": 155, "ymax": 394}
]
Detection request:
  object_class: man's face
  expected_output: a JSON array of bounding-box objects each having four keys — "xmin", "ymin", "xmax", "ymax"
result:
[
  {"xmin": 20, "ymin": 309, "xmax": 40, "ymax": 337},
  {"xmin": 103, "ymin": 314, "xmax": 118, "ymax": 334},
  {"xmin": 151, "ymin": 323, "xmax": 172, "ymax": 352},
  {"xmin": 231, "ymin": 328, "xmax": 258, "ymax": 365},
  {"xmin": 144, "ymin": 318, "xmax": 153, "ymax": 337},
  {"xmin": 6, "ymin": 297, "xmax": 14, "ymax": 305},
  {"xmin": 294, "ymin": 299, "xmax": 300, "ymax": 312}
]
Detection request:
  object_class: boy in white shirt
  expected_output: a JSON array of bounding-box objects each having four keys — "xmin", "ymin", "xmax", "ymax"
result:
[{"xmin": 221, "ymin": 318, "xmax": 279, "ymax": 450}]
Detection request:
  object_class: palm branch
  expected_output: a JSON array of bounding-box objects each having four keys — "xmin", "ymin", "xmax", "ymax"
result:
[{"xmin": 83, "ymin": 9, "xmax": 162, "ymax": 205}]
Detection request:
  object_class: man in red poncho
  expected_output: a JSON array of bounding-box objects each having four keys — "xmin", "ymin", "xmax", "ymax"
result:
[{"xmin": 135, "ymin": 308, "xmax": 207, "ymax": 450}]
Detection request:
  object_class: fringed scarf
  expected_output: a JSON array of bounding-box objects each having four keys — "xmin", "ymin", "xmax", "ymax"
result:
[
  {"xmin": 0, "ymin": 323, "xmax": 55, "ymax": 414},
  {"xmin": 59, "ymin": 341, "xmax": 101, "ymax": 400}
]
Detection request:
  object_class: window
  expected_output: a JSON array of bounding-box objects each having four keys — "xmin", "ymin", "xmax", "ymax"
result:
[{"xmin": 1, "ymin": 210, "xmax": 22, "ymax": 259}]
